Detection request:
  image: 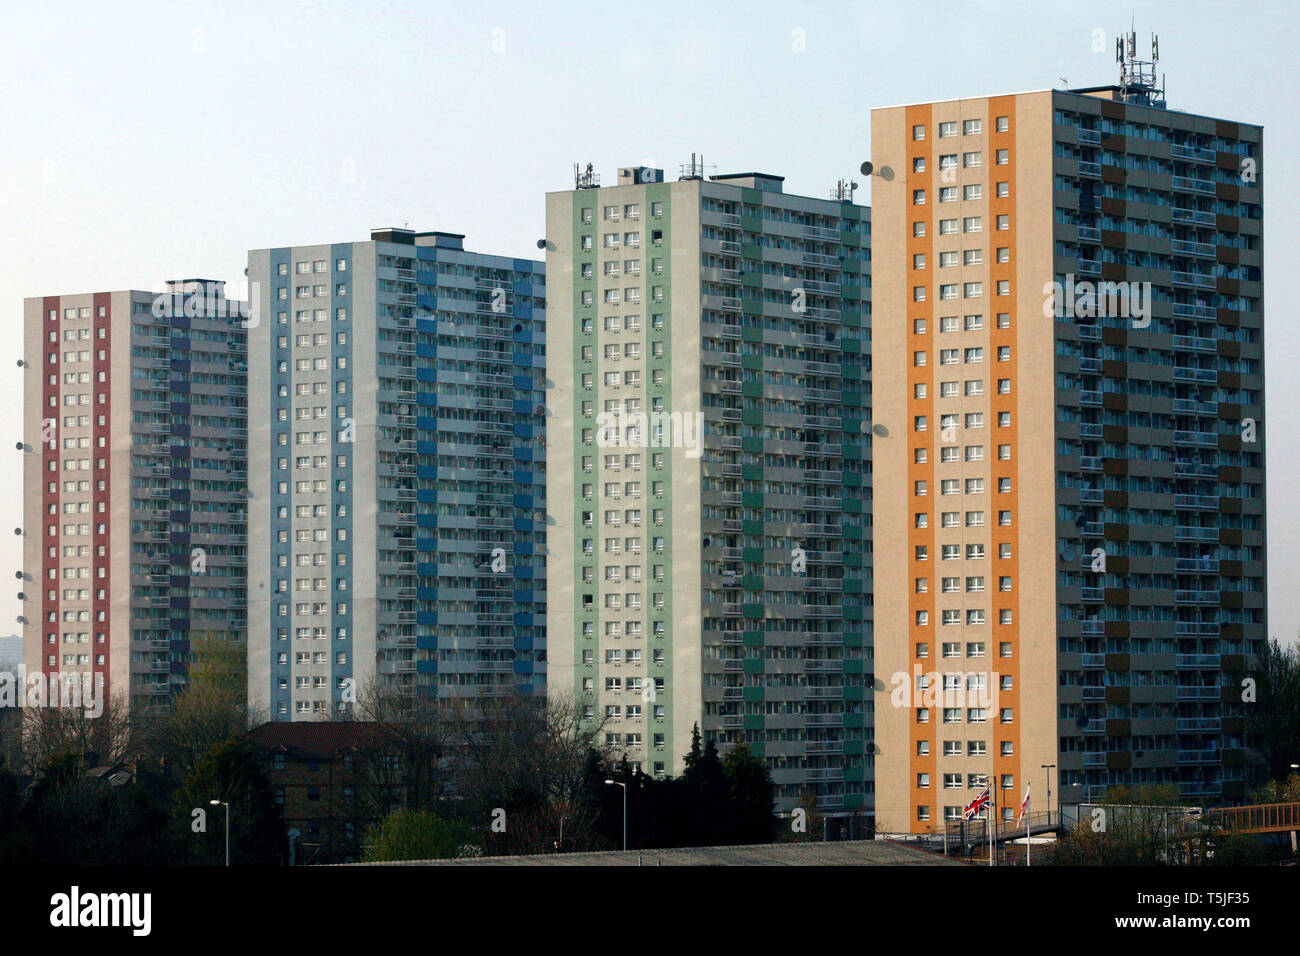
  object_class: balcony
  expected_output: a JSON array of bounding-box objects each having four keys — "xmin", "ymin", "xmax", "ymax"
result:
[
  {"xmin": 1173, "ymin": 494, "xmax": 1217, "ymax": 510},
  {"xmin": 1172, "ymin": 335, "xmax": 1216, "ymax": 353},
  {"xmin": 1172, "ymin": 239, "xmax": 1215, "ymax": 259},
  {"xmin": 1173, "ymin": 398, "xmax": 1218, "ymax": 416},
  {"xmin": 1175, "ymin": 589, "xmax": 1220, "ymax": 605},
  {"xmin": 1175, "ymin": 685, "xmax": 1221, "ymax": 700},
  {"xmin": 1171, "ymin": 143, "xmax": 1215, "ymax": 164},
  {"xmin": 1175, "ymin": 526, "xmax": 1218, "ymax": 542},
  {"xmin": 1174, "ymin": 430, "xmax": 1217, "ymax": 447},
  {"xmin": 1172, "ymin": 271, "xmax": 1216, "ymax": 290},
  {"xmin": 1172, "ymin": 175, "xmax": 1215, "ymax": 194},
  {"xmin": 1177, "ymin": 654, "xmax": 1221, "ymax": 668},
  {"xmin": 1173, "ymin": 302, "xmax": 1217, "ymax": 320},
  {"xmin": 1172, "ymin": 366, "xmax": 1216, "ymax": 384},
  {"xmin": 1172, "ymin": 207, "xmax": 1216, "ymax": 227}
]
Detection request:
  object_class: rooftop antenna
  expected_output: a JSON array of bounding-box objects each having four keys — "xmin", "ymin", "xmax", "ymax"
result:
[
  {"xmin": 1115, "ymin": 28, "xmax": 1165, "ymax": 108},
  {"xmin": 574, "ymin": 162, "xmax": 599, "ymax": 189},
  {"xmin": 679, "ymin": 152, "xmax": 708, "ymax": 180},
  {"xmin": 830, "ymin": 179, "xmax": 859, "ymax": 202}
]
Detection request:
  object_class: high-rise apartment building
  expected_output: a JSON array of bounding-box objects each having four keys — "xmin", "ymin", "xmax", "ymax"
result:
[
  {"xmin": 22, "ymin": 281, "xmax": 249, "ymax": 715},
  {"xmin": 546, "ymin": 163, "xmax": 873, "ymax": 814},
  {"xmin": 246, "ymin": 229, "xmax": 546, "ymax": 720},
  {"xmin": 871, "ymin": 75, "xmax": 1264, "ymax": 832}
]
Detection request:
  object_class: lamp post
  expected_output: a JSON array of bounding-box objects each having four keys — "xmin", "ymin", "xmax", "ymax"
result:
[
  {"xmin": 604, "ymin": 779, "xmax": 627, "ymax": 851},
  {"xmin": 1041, "ymin": 764, "xmax": 1056, "ymax": 827},
  {"xmin": 209, "ymin": 799, "xmax": 229, "ymax": 866}
]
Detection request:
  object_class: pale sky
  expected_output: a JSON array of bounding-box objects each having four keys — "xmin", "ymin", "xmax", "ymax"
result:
[{"xmin": 1, "ymin": 0, "xmax": 1295, "ymax": 645}]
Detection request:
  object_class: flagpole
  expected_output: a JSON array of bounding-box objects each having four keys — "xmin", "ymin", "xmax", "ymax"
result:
[
  {"xmin": 1026, "ymin": 783, "xmax": 1031, "ymax": 867},
  {"xmin": 988, "ymin": 778, "xmax": 995, "ymax": 867}
]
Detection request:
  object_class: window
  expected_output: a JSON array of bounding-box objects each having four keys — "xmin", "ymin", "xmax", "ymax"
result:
[
  {"xmin": 912, "ymin": 124, "xmax": 926, "ymax": 140},
  {"xmin": 995, "ymin": 116, "xmax": 1009, "ymax": 133},
  {"xmin": 913, "ymin": 221, "xmax": 926, "ymax": 237},
  {"xmin": 913, "ymin": 157, "xmax": 926, "ymax": 172},
  {"xmin": 995, "ymin": 148, "xmax": 1009, "ymax": 165},
  {"xmin": 913, "ymin": 189, "xmax": 926, "ymax": 205},
  {"xmin": 962, "ymin": 151, "xmax": 981, "ymax": 168},
  {"xmin": 963, "ymin": 119, "xmax": 981, "ymax": 135},
  {"xmin": 938, "ymin": 121, "xmax": 957, "ymax": 138}
]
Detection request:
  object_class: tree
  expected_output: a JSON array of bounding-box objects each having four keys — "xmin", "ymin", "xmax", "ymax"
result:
[
  {"xmin": 363, "ymin": 809, "xmax": 478, "ymax": 862},
  {"xmin": 1046, "ymin": 784, "xmax": 1203, "ymax": 866},
  {"xmin": 172, "ymin": 737, "xmax": 285, "ymax": 865},
  {"xmin": 347, "ymin": 677, "xmax": 449, "ymax": 816},
  {"xmin": 144, "ymin": 633, "xmax": 258, "ymax": 782},
  {"xmin": 21, "ymin": 690, "xmax": 137, "ymax": 775},
  {"xmin": 446, "ymin": 692, "xmax": 609, "ymax": 856},
  {"xmin": 722, "ymin": 743, "xmax": 775, "ymax": 844},
  {"xmin": 1246, "ymin": 638, "xmax": 1300, "ymax": 784},
  {"xmin": 18, "ymin": 749, "xmax": 174, "ymax": 865}
]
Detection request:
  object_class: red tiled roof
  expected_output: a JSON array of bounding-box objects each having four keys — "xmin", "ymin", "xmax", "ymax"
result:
[{"xmin": 246, "ymin": 721, "xmax": 388, "ymax": 759}]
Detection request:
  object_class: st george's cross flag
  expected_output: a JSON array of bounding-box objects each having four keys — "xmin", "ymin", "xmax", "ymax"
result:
[{"xmin": 1016, "ymin": 784, "xmax": 1031, "ymax": 825}]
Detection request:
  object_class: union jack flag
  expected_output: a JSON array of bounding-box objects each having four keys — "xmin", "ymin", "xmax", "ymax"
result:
[{"xmin": 963, "ymin": 785, "xmax": 991, "ymax": 820}]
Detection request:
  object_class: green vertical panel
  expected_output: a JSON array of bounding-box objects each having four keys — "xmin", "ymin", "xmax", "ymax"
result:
[{"xmin": 645, "ymin": 180, "xmax": 674, "ymax": 769}]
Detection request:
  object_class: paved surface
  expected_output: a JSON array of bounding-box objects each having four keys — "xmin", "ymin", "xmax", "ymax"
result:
[{"xmin": 364, "ymin": 839, "xmax": 964, "ymax": 866}]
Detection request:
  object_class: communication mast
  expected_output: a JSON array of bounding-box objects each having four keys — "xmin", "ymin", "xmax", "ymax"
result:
[{"xmin": 1116, "ymin": 30, "xmax": 1165, "ymax": 108}]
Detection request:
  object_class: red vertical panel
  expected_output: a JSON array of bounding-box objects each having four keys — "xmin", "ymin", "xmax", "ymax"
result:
[{"xmin": 93, "ymin": 292, "xmax": 112, "ymax": 693}]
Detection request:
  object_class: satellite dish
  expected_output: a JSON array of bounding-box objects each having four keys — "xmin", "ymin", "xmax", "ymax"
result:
[
  {"xmin": 878, "ymin": 166, "xmax": 894, "ymax": 182},
  {"xmin": 859, "ymin": 161, "xmax": 873, "ymax": 176},
  {"xmin": 871, "ymin": 424, "xmax": 890, "ymax": 438},
  {"xmin": 536, "ymin": 239, "xmax": 547, "ymax": 250}
]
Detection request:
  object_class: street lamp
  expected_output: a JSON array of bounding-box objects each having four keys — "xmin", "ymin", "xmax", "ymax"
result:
[
  {"xmin": 604, "ymin": 779, "xmax": 627, "ymax": 851},
  {"xmin": 1041, "ymin": 764, "xmax": 1056, "ymax": 827},
  {"xmin": 209, "ymin": 799, "xmax": 229, "ymax": 866}
]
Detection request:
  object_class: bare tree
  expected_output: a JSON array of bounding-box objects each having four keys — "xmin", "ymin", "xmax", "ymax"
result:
[
  {"xmin": 21, "ymin": 689, "xmax": 137, "ymax": 775},
  {"xmin": 346, "ymin": 676, "xmax": 450, "ymax": 816},
  {"xmin": 142, "ymin": 632, "xmax": 263, "ymax": 780},
  {"xmin": 445, "ymin": 691, "xmax": 610, "ymax": 855}
]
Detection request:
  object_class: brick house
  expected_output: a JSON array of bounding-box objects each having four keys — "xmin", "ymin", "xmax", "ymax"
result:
[{"xmin": 247, "ymin": 721, "xmax": 405, "ymax": 864}]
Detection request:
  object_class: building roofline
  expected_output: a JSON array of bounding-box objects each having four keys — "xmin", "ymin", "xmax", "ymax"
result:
[{"xmin": 870, "ymin": 87, "xmax": 1263, "ymax": 129}]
